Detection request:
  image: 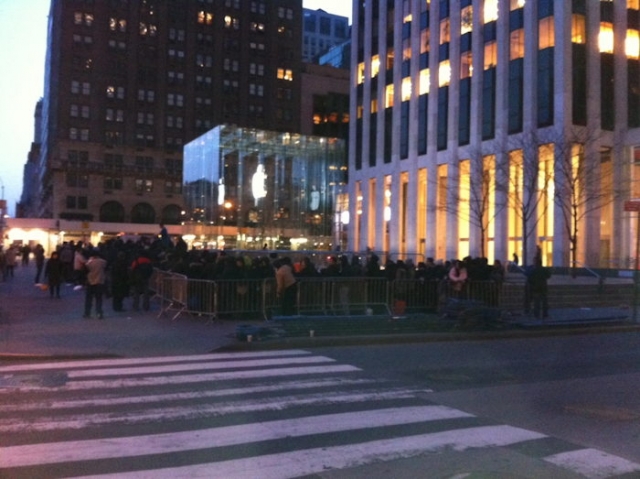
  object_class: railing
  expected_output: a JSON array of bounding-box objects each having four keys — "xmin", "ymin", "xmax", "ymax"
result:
[{"xmin": 150, "ymin": 268, "xmax": 529, "ymax": 322}]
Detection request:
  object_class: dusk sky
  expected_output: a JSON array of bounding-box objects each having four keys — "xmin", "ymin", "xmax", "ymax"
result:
[{"xmin": 0, "ymin": 0, "xmax": 352, "ymax": 217}]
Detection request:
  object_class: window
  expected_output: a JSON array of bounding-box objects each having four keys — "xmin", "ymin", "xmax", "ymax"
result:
[
  {"xmin": 277, "ymin": 68, "xmax": 293, "ymax": 81},
  {"xmin": 419, "ymin": 68, "xmax": 430, "ymax": 95},
  {"xmin": 401, "ymin": 77, "xmax": 412, "ymax": 101},
  {"xmin": 510, "ymin": 0, "xmax": 525, "ymax": 9},
  {"xmin": 626, "ymin": 29, "xmax": 639, "ymax": 59},
  {"xmin": 66, "ymin": 172, "xmax": 89, "ymax": 188},
  {"xmin": 249, "ymin": 63, "xmax": 264, "ymax": 76},
  {"xmin": 165, "ymin": 181, "xmax": 182, "ymax": 194},
  {"xmin": 571, "ymin": 15, "xmax": 586, "ymax": 44},
  {"xmin": 484, "ymin": 0, "xmax": 499, "ymax": 23},
  {"xmin": 385, "ymin": 84, "xmax": 394, "ymax": 108},
  {"xmin": 139, "ymin": 23, "xmax": 157, "ymax": 36},
  {"xmin": 510, "ymin": 29, "xmax": 525, "ymax": 59},
  {"xmin": 135, "ymin": 179, "xmax": 153, "ymax": 193},
  {"xmin": 460, "ymin": 52, "xmax": 473, "ymax": 78},
  {"xmin": 539, "ymin": 17, "xmax": 555, "ymax": 49},
  {"xmin": 224, "ymin": 16, "xmax": 240, "ymax": 29},
  {"xmin": 201, "ymin": 55, "xmax": 213, "ymax": 68},
  {"xmin": 249, "ymin": 83, "xmax": 264, "ymax": 96},
  {"xmin": 70, "ymin": 105, "xmax": 79, "ymax": 117},
  {"xmin": 484, "ymin": 42, "xmax": 497, "ymax": 69},
  {"xmin": 109, "ymin": 18, "xmax": 126, "ymax": 32},
  {"xmin": 169, "ymin": 28, "xmax": 185, "ymax": 42},
  {"xmin": 74, "ymin": 12, "xmax": 94, "ymax": 26},
  {"xmin": 167, "ymin": 93, "xmax": 184, "ymax": 107},
  {"xmin": 440, "ymin": 19, "xmax": 450, "ymax": 44},
  {"xmin": 439, "ymin": 60, "xmax": 451, "ymax": 86},
  {"xmin": 252, "ymin": 1, "xmax": 265, "ymax": 14},
  {"xmin": 104, "ymin": 177, "xmax": 123, "ymax": 190},
  {"xmin": 598, "ymin": 22, "xmax": 614, "ymax": 54},
  {"xmin": 461, "ymin": 6, "xmax": 473, "ymax": 35},
  {"xmin": 371, "ymin": 55, "xmax": 380, "ymax": 78}
]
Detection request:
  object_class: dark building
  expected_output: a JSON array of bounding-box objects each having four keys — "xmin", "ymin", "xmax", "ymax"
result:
[
  {"xmin": 302, "ymin": 8, "xmax": 349, "ymax": 62},
  {"xmin": 32, "ymin": 0, "xmax": 303, "ymax": 224}
]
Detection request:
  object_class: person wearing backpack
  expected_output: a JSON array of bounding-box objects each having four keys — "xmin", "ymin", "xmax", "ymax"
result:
[{"xmin": 130, "ymin": 250, "xmax": 154, "ymax": 311}]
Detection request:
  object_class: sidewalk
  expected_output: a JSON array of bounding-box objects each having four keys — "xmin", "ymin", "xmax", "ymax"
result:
[
  {"xmin": 0, "ymin": 261, "xmax": 247, "ymax": 359},
  {"xmin": 0, "ymin": 261, "xmax": 638, "ymax": 359}
]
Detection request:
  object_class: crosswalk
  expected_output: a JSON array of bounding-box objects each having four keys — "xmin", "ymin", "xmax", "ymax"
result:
[{"xmin": 0, "ymin": 349, "xmax": 639, "ymax": 478}]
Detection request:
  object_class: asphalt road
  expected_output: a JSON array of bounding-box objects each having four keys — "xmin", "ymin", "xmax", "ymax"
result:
[{"xmin": 2, "ymin": 332, "xmax": 640, "ymax": 478}]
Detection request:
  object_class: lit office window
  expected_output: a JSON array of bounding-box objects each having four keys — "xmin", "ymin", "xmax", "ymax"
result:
[
  {"xmin": 403, "ymin": 38, "xmax": 412, "ymax": 61},
  {"xmin": 385, "ymin": 84, "xmax": 394, "ymax": 108},
  {"xmin": 539, "ymin": 17, "xmax": 555, "ymax": 49},
  {"xmin": 510, "ymin": 0, "xmax": 525, "ymax": 9},
  {"xmin": 438, "ymin": 60, "xmax": 451, "ymax": 86},
  {"xmin": 419, "ymin": 68, "xmax": 430, "ymax": 95},
  {"xmin": 461, "ymin": 6, "xmax": 473, "ymax": 35},
  {"xmin": 484, "ymin": 42, "xmax": 497, "ymax": 69},
  {"xmin": 571, "ymin": 14, "xmax": 586, "ymax": 44},
  {"xmin": 460, "ymin": 52, "xmax": 473, "ymax": 78},
  {"xmin": 440, "ymin": 19, "xmax": 450, "ymax": 44},
  {"xmin": 484, "ymin": 0, "xmax": 499, "ymax": 23},
  {"xmin": 626, "ymin": 29, "xmax": 639, "ymax": 59},
  {"xmin": 401, "ymin": 77, "xmax": 412, "ymax": 101},
  {"xmin": 629, "ymin": 0, "xmax": 639, "ymax": 9},
  {"xmin": 421, "ymin": 29, "xmax": 430, "ymax": 54},
  {"xmin": 510, "ymin": 29, "xmax": 525, "ymax": 59},
  {"xmin": 599, "ymin": 22, "xmax": 614, "ymax": 53},
  {"xmin": 357, "ymin": 62, "xmax": 365, "ymax": 84},
  {"xmin": 371, "ymin": 55, "xmax": 380, "ymax": 78}
]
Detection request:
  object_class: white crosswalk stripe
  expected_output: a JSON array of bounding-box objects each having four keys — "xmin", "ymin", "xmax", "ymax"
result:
[{"xmin": 1, "ymin": 349, "xmax": 639, "ymax": 479}]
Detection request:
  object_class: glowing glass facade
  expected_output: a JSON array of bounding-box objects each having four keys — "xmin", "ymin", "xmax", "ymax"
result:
[{"xmin": 183, "ymin": 125, "xmax": 346, "ymax": 250}]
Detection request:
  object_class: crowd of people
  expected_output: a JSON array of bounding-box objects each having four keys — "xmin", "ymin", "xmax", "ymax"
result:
[{"xmin": 1, "ymin": 225, "xmax": 550, "ymax": 319}]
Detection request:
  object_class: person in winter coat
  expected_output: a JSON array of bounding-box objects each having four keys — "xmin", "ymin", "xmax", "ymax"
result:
[
  {"xmin": 130, "ymin": 251, "xmax": 154, "ymax": 311},
  {"xmin": 84, "ymin": 251, "xmax": 108, "ymax": 319},
  {"xmin": 110, "ymin": 251, "xmax": 130, "ymax": 311},
  {"xmin": 44, "ymin": 251, "xmax": 63, "ymax": 298},
  {"xmin": 34, "ymin": 244, "xmax": 46, "ymax": 284},
  {"xmin": 276, "ymin": 257, "xmax": 297, "ymax": 316}
]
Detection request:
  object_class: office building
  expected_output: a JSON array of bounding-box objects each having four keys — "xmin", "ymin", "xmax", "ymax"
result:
[
  {"xmin": 348, "ymin": 0, "xmax": 640, "ymax": 268},
  {"xmin": 31, "ymin": 0, "xmax": 302, "ymax": 224},
  {"xmin": 303, "ymin": 8, "xmax": 350, "ymax": 62}
]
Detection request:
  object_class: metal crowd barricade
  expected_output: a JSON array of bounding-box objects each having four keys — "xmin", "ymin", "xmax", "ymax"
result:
[
  {"xmin": 157, "ymin": 273, "xmax": 189, "ymax": 321},
  {"xmin": 266, "ymin": 276, "xmax": 392, "ymax": 320},
  {"xmin": 215, "ymin": 278, "xmax": 265, "ymax": 319},
  {"xmin": 328, "ymin": 277, "xmax": 391, "ymax": 316}
]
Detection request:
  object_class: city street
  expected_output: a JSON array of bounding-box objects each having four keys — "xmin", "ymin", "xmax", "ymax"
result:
[{"xmin": 1, "ymin": 333, "xmax": 640, "ymax": 478}]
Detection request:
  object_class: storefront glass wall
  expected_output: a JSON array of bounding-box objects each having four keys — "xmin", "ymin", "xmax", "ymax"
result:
[{"xmin": 183, "ymin": 125, "xmax": 347, "ymax": 250}]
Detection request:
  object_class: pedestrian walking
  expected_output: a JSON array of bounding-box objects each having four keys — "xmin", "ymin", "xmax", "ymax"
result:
[
  {"xmin": 83, "ymin": 250, "xmax": 107, "ymax": 319},
  {"xmin": 73, "ymin": 245, "xmax": 87, "ymax": 286},
  {"xmin": 4, "ymin": 245, "xmax": 17, "ymax": 279},
  {"xmin": 34, "ymin": 244, "xmax": 45, "ymax": 283},
  {"xmin": 21, "ymin": 244, "xmax": 31, "ymax": 266},
  {"xmin": 44, "ymin": 251, "xmax": 63, "ymax": 298}
]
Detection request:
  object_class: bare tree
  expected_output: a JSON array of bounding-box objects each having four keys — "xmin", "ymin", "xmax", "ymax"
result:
[
  {"xmin": 503, "ymin": 130, "xmax": 555, "ymax": 267},
  {"xmin": 437, "ymin": 146, "xmax": 507, "ymax": 258},
  {"xmin": 553, "ymin": 126, "xmax": 617, "ymax": 272}
]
